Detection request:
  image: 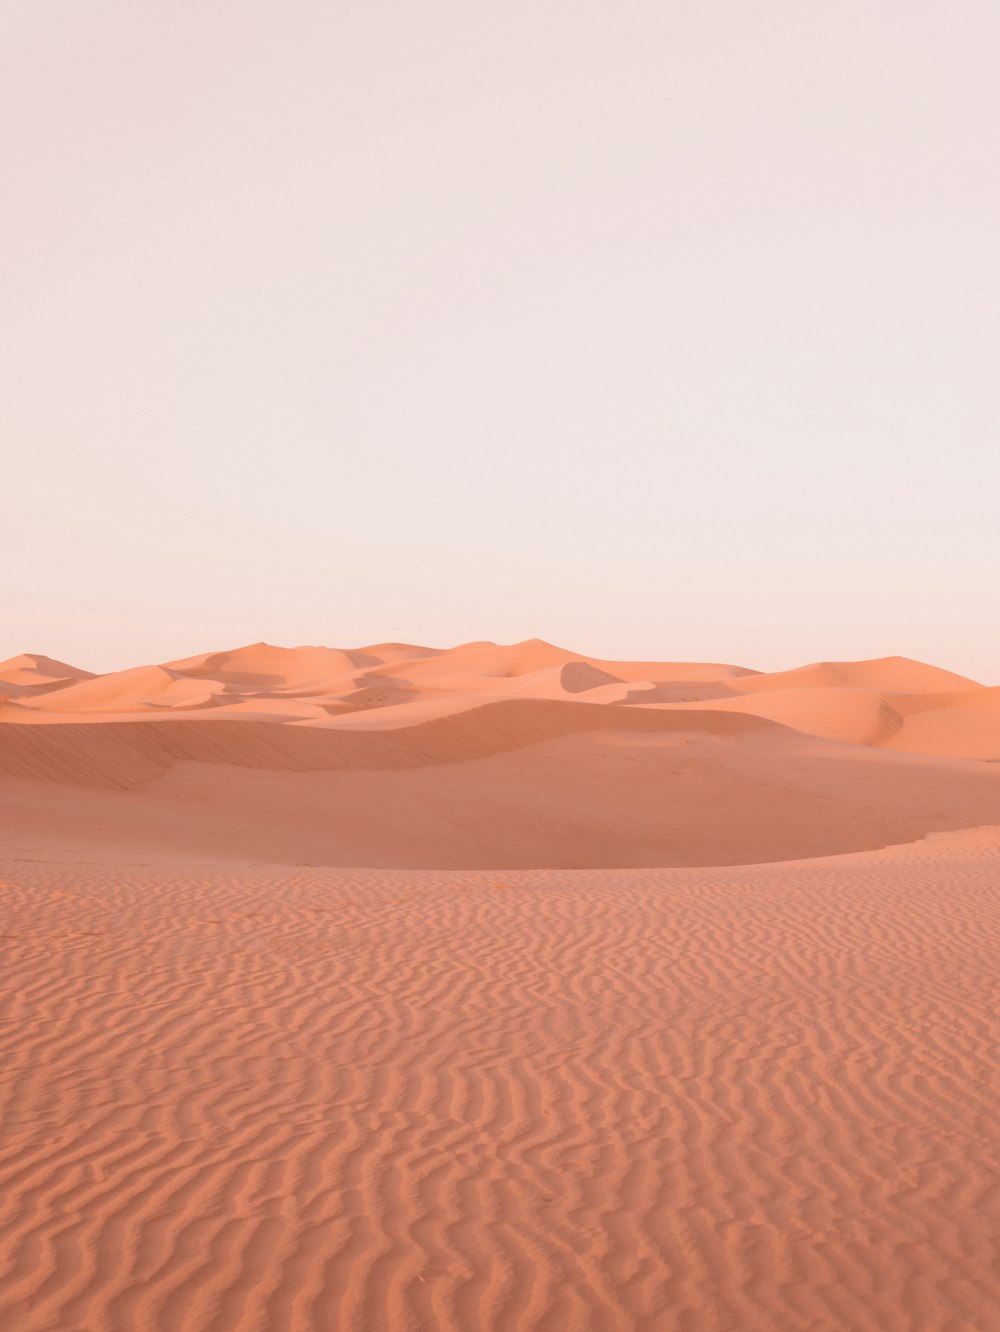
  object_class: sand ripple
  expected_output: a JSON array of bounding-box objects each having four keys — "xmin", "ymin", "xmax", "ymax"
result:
[{"xmin": 1, "ymin": 831, "xmax": 997, "ymax": 1330}]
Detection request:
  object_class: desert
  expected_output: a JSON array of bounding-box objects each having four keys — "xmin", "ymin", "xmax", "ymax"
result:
[
  {"xmin": 1, "ymin": 639, "xmax": 998, "ymax": 1330},
  {"xmin": 5, "ymin": 4, "xmax": 1000, "ymax": 1327}
]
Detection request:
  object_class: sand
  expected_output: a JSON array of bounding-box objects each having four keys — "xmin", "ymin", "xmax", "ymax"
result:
[
  {"xmin": 3, "ymin": 639, "xmax": 1000, "ymax": 869},
  {"xmin": 1, "ymin": 640, "xmax": 998, "ymax": 1329},
  {"xmin": 3, "ymin": 641, "xmax": 996, "ymax": 762}
]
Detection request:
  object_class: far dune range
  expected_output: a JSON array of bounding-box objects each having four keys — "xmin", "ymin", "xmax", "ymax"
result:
[{"xmin": 2, "ymin": 638, "xmax": 999, "ymax": 866}]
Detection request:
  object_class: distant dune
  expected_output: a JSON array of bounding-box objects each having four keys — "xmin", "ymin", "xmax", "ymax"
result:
[{"xmin": 1, "ymin": 639, "xmax": 998, "ymax": 866}]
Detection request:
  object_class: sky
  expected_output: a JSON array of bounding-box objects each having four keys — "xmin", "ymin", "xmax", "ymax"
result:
[{"xmin": 3, "ymin": 1, "xmax": 998, "ymax": 679}]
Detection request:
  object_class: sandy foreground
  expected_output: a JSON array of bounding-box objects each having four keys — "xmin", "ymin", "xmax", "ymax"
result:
[
  {"xmin": 0, "ymin": 836, "xmax": 997, "ymax": 1331},
  {"xmin": 1, "ymin": 641, "xmax": 998, "ymax": 1329}
]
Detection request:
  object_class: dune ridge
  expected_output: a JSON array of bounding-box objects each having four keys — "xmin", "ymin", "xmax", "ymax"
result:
[
  {"xmin": 0, "ymin": 700, "xmax": 771, "ymax": 788},
  {"xmin": 2, "ymin": 699, "xmax": 1000, "ymax": 867}
]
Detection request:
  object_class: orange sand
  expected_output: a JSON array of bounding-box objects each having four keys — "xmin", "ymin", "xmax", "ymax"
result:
[{"xmin": 1, "ymin": 640, "xmax": 998, "ymax": 1329}]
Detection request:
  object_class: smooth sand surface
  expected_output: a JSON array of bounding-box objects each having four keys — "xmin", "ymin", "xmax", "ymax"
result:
[
  {"xmin": 4, "ymin": 708, "xmax": 1000, "ymax": 868},
  {"xmin": 0, "ymin": 832, "xmax": 997, "ymax": 1331},
  {"xmin": 1, "ymin": 640, "xmax": 998, "ymax": 1329}
]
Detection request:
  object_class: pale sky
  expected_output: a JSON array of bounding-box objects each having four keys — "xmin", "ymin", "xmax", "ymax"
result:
[{"xmin": 3, "ymin": 2, "xmax": 998, "ymax": 679}]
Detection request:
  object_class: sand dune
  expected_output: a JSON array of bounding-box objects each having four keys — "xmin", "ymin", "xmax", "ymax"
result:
[
  {"xmin": 6, "ymin": 640, "xmax": 996, "ymax": 762},
  {"xmin": 0, "ymin": 831, "xmax": 997, "ymax": 1331},
  {"xmin": 2, "ymin": 638, "xmax": 998, "ymax": 1329},
  {"xmin": 728, "ymin": 654, "xmax": 981, "ymax": 695},
  {"xmin": 882, "ymin": 686, "xmax": 1000, "ymax": 759},
  {"xmin": 3, "ymin": 640, "xmax": 999, "ymax": 872},
  {"xmin": 3, "ymin": 698, "xmax": 1000, "ymax": 867},
  {"xmin": 0, "ymin": 653, "xmax": 96, "ymax": 700}
]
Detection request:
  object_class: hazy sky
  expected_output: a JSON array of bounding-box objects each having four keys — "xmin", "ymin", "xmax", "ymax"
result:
[{"xmin": 3, "ymin": 2, "xmax": 998, "ymax": 678}]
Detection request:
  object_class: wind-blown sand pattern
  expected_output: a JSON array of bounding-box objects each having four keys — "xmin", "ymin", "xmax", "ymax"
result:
[
  {"xmin": 1, "ymin": 641, "xmax": 998, "ymax": 1329},
  {"xmin": 1, "ymin": 834, "xmax": 998, "ymax": 1330}
]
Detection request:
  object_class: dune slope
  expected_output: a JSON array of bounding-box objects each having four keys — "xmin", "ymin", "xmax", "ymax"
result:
[{"xmin": 3, "ymin": 700, "xmax": 1000, "ymax": 866}]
